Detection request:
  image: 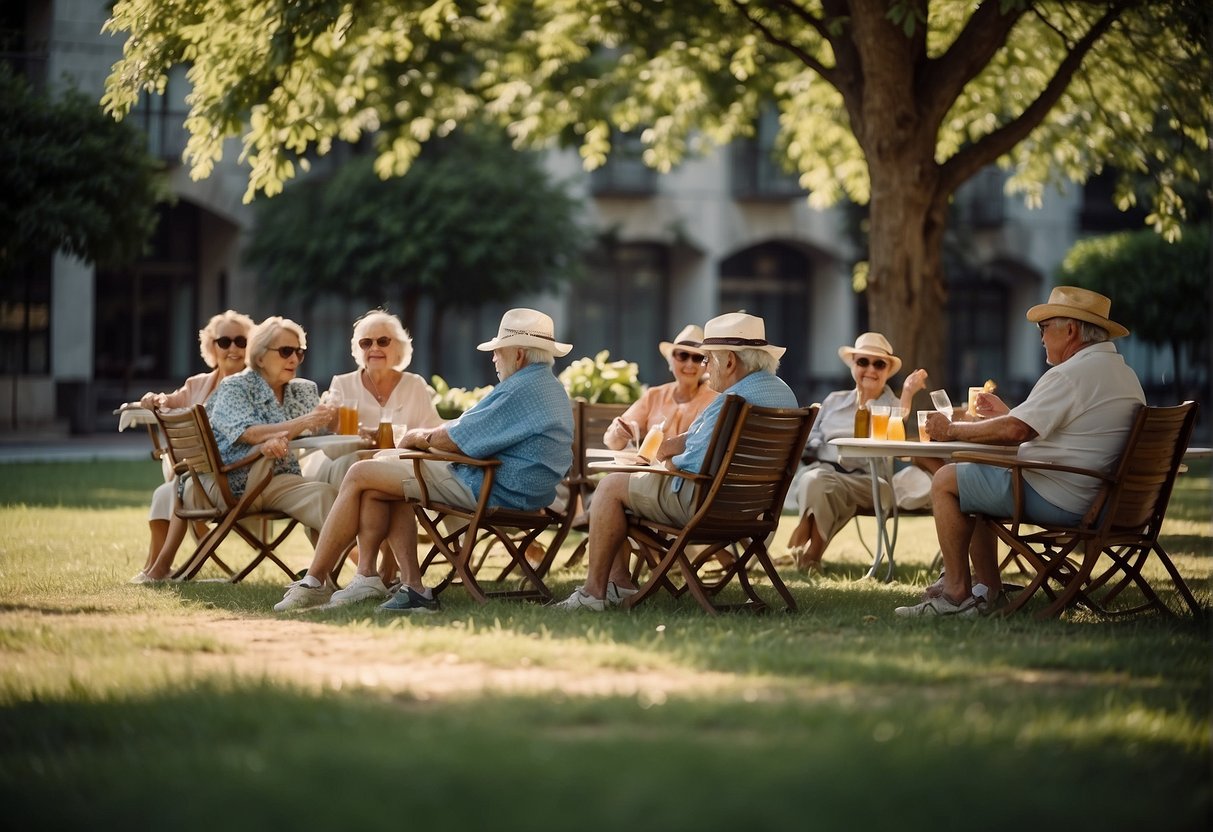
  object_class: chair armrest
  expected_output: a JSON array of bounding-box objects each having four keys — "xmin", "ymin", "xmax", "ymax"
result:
[
  {"xmin": 219, "ymin": 449, "xmax": 266, "ymax": 476},
  {"xmin": 375, "ymin": 448, "xmax": 502, "ymax": 469}
]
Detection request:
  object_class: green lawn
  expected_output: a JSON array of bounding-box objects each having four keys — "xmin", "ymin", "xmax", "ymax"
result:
[{"xmin": 0, "ymin": 459, "xmax": 1209, "ymax": 830}]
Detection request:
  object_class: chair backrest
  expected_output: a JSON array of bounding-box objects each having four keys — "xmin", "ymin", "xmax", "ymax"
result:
[
  {"xmin": 688, "ymin": 395, "xmax": 817, "ymax": 540},
  {"xmin": 1104, "ymin": 401, "xmax": 1198, "ymax": 534},
  {"xmin": 153, "ymin": 405, "xmax": 236, "ymax": 510},
  {"xmin": 570, "ymin": 400, "xmax": 629, "ymax": 482}
]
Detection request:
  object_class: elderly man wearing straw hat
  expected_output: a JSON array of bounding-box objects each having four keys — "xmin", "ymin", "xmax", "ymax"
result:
[
  {"xmin": 275, "ymin": 308, "xmax": 574, "ymax": 613},
  {"xmin": 897, "ymin": 286, "xmax": 1145, "ymax": 618},
  {"xmin": 556, "ymin": 312, "xmax": 798, "ymax": 611}
]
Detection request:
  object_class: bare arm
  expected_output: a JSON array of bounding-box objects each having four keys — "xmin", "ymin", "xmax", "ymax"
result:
[
  {"xmin": 927, "ymin": 412, "xmax": 1036, "ymax": 445},
  {"xmin": 401, "ymin": 425, "xmax": 465, "ymax": 455},
  {"xmin": 238, "ymin": 405, "xmax": 335, "ymax": 445}
]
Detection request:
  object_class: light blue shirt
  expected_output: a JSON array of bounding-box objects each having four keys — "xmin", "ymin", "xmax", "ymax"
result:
[
  {"xmin": 671, "ymin": 370, "xmax": 798, "ymax": 489},
  {"xmin": 446, "ymin": 362, "xmax": 574, "ymax": 511},
  {"xmin": 206, "ymin": 370, "xmax": 320, "ymax": 496}
]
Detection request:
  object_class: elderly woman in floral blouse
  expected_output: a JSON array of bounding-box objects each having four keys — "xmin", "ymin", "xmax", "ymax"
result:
[{"xmin": 189, "ymin": 316, "xmax": 338, "ymax": 544}]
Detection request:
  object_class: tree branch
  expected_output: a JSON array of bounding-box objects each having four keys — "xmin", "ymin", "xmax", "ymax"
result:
[
  {"xmin": 730, "ymin": 0, "xmax": 838, "ymax": 84},
  {"xmin": 937, "ymin": 2, "xmax": 1128, "ymax": 197}
]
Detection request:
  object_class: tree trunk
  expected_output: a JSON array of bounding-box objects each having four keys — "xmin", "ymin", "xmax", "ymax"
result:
[
  {"xmin": 428, "ymin": 304, "xmax": 447, "ymax": 382},
  {"xmin": 864, "ymin": 160, "xmax": 951, "ymax": 392}
]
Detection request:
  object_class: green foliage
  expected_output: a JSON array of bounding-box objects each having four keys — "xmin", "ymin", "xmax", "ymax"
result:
[
  {"xmin": 430, "ymin": 374, "xmax": 493, "ymax": 419},
  {"xmin": 1058, "ymin": 225, "xmax": 1211, "ymax": 361},
  {"xmin": 559, "ymin": 350, "xmax": 644, "ymax": 404},
  {"xmin": 0, "ymin": 64, "xmax": 162, "ymax": 273},
  {"xmin": 244, "ymin": 127, "xmax": 587, "ymax": 306}
]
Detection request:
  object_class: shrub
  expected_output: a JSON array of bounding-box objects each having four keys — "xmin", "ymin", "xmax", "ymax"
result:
[{"xmin": 559, "ymin": 351, "xmax": 644, "ymax": 404}]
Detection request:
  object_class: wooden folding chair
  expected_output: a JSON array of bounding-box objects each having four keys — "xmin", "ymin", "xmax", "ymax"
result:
[
  {"xmin": 622, "ymin": 395, "xmax": 817, "ymax": 615},
  {"xmin": 154, "ymin": 404, "xmax": 302, "ymax": 583},
  {"xmin": 954, "ymin": 401, "xmax": 1203, "ymax": 619},
  {"xmin": 389, "ymin": 449, "xmax": 559, "ymax": 604},
  {"xmin": 555, "ymin": 400, "xmax": 630, "ymax": 571}
]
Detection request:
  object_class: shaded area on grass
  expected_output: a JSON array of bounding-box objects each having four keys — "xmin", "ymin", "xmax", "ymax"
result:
[
  {"xmin": 0, "ymin": 461, "xmax": 162, "ymax": 509},
  {"xmin": 1, "ymin": 681, "xmax": 1209, "ymax": 832}
]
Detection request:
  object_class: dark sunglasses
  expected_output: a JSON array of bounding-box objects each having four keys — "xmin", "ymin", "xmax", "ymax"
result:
[
  {"xmin": 358, "ymin": 336, "xmax": 393, "ymax": 350},
  {"xmin": 854, "ymin": 357, "xmax": 888, "ymax": 370},
  {"xmin": 215, "ymin": 336, "xmax": 247, "ymax": 349},
  {"xmin": 673, "ymin": 350, "xmax": 705, "ymax": 363},
  {"xmin": 271, "ymin": 346, "xmax": 306, "ymax": 360}
]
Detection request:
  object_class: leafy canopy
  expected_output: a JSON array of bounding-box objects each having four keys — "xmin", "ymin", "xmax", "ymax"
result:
[
  {"xmin": 244, "ymin": 127, "xmax": 587, "ymax": 306},
  {"xmin": 1, "ymin": 64, "xmax": 162, "ymax": 272},
  {"xmin": 103, "ymin": 1, "xmax": 1209, "ymax": 238}
]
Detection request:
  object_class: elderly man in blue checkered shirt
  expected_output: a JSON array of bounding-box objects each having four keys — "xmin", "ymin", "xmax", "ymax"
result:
[{"xmin": 275, "ymin": 308, "xmax": 574, "ymax": 614}]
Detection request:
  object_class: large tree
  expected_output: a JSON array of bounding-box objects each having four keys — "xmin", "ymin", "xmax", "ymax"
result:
[
  {"xmin": 101, "ymin": 1, "xmax": 1210, "ymax": 370},
  {"xmin": 1, "ymin": 63, "xmax": 161, "ymax": 274}
]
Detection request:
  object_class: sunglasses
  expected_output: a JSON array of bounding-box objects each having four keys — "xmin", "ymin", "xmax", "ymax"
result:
[
  {"xmin": 673, "ymin": 350, "xmax": 706, "ymax": 364},
  {"xmin": 215, "ymin": 336, "xmax": 247, "ymax": 349},
  {"xmin": 854, "ymin": 357, "xmax": 888, "ymax": 370},
  {"xmin": 358, "ymin": 336, "xmax": 393, "ymax": 350},
  {"xmin": 271, "ymin": 346, "xmax": 306, "ymax": 360}
]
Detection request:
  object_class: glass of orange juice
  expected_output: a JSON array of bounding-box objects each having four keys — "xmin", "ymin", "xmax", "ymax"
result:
[
  {"xmin": 870, "ymin": 405, "xmax": 891, "ymax": 440},
  {"xmin": 917, "ymin": 410, "xmax": 932, "ymax": 442},
  {"xmin": 887, "ymin": 407, "xmax": 906, "ymax": 441}
]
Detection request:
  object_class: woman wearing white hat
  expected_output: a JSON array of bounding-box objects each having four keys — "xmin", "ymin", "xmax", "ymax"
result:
[
  {"xmin": 602, "ymin": 324, "xmax": 719, "ymax": 452},
  {"xmin": 785, "ymin": 332, "xmax": 929, "ymax": 571}
]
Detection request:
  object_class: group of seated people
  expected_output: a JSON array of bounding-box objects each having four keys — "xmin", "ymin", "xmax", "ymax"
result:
[{"xmin": 130, "ymin": 285, "xmax": 1146, "ymax": 619}]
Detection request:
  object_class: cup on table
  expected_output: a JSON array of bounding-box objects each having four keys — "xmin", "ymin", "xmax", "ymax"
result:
[
  {"xmin": 869, "ymin": 405, "xmax": 891, "ymax": 440},
  {"xmin": 338, "ymin": 404, "xmax": 359, "ymax": 435},
  {"xmin": 392, "ymin": 422, "xmax": 408, "ymax": 447},
  {"xmin": 887, "ymin": 406, "xmax": 906, "ymax": 441},
  {"xmin": 917, "ymin": 410, "xmax": 932, "ymax": 442},
  {"xmin": 967, "ymin": 387, "xmax": 984, "ymax": 419}
]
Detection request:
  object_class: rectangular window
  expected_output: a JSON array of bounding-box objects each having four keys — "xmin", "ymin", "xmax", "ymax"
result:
[{"xmin": 0, "ymin": 256, "xmax": 52, "ymax": 375}]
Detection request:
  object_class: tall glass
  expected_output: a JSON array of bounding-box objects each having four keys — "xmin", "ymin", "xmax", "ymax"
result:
[
  {"xmin": 917, "ymin": 410, "xmax": 932, "ymax": 442},
  {"xmin": 929, "ymin": 389, "xmax": 953, "ymax": 421},
  {"xmin": 869, "ymin": 405, "xmax": 891, "ymax": 440},
  {"xmin": 967, "ymin": 386, "xmax": 984, "ymax": 419},
  {"xmin": 887, "ymin": 406, "xmax": 906, "ymax": 441}
]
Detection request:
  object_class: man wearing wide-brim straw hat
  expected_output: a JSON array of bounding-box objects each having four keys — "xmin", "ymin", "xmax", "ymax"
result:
[
  {"xmin": 898, "ymin": 286, "xmax": 1145, "ymax": 618},
  {"xmin": 556, "ymin": 311, "xmax": 800, "ymax": 611},
  {"xmin": 276, "ymin": 308, "xmax": 574, "ymax": 614}
]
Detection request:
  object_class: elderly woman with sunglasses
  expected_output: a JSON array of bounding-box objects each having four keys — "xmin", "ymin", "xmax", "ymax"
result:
[
  {"xmin": 602, "ymin": 325, "xmax": 719, "ymax": 451},
  {"xmin": 195, "ymin": 316, "xmax": 338, "ymax": 545},
  {"xmin": 303, "ymin": 310, "xmax": 443, "ymax": 488},
  {"xmin": 131, "ymin": 309, "xmax": 255, "ymax": 584},
  {"xmin": 784, "ymin": 332, "xmax": 930, "ymax": 572}
]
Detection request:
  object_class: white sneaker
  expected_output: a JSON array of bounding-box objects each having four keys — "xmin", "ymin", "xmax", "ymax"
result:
[
  {"xmin": 274, "ymin": 580, "xmax": 333, "ymax": 612},
  {"xmin": 605, "ymin": 582, "xmax": 638, "ymax": 607},
  {"xmin": 326, "ymin": 574, "xmax": 389, "ymax": 607},
  {"xmin": 553, "ymin": 587, "xmax": 606, "ymax": 611},
  {"xmin": 894, "ymin": 593, "xmax": 978, "ymax": 618}
]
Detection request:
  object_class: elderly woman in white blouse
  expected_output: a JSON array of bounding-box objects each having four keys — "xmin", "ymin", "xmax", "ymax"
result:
[{"xmin": 302, "ymin": 309, "xmax": 443, "ymax": 488}]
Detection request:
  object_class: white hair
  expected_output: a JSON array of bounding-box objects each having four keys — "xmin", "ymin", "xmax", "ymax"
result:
[
  {"xmin": 733, "ymin": 348, "xmax": 780, "ymax": 375},
  {"xmin": 350, "ymin": 309, "xmax": 413, "ymax": 371},
  {"xmin": 247, "ymin": 316, "xmax": 307, "ymax": 370},
  {"xmin": 198, "ymin": 310, "xmax": 254, "ymax": 368}
]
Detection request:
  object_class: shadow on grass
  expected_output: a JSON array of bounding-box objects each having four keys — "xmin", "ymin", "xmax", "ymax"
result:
[{"xmin": 1, "ymin": 681, "xmax": 1208, "ymax": 831}]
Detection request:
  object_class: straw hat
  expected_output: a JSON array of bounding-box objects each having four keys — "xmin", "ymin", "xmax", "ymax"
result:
[
  {"xmin": 1026, "ymin": 286, "xmax": 1129, "ymax": 339},
  {"xmin": 694, "ymin": 312, "xmax": 786, "ymax": 360},
  {"xmin": 476, "ymin": 308, "xmax": 572, "ymax": 356},
  {"xmin": 838, "ymin": 332, "xmax": 902, "ymax": 376},
  {"xmin": 658, "ymin": 324, "xmax": 706, "ymax": 362}
]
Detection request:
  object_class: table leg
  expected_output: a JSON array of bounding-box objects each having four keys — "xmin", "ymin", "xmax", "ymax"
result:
[{"xmin": 862, "ymin": 458, "xmax": 898, "ymax": 582}]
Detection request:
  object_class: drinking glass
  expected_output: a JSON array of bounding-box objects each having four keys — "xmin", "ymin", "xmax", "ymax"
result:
[
  {"xmin": 869, "ymin": 405, "xmax": 891, "ymax": 440},
  {"xmin": 392, "ymin": 422, "xmax": 408, "ymax": 447},
  {"xmin": 967, "ymin": 386, "xmax": 985, "ymax": 419},
  {"xmin": 917, "ymin": 410, "xmax": 932, "ymax": 442},
  {"xmin": 887, "ymin": 406, "xmax": 906, "ymax": 441},
  {"xmin": 929, "ymin": 389, "xmax": 953, "ymax": 421}
]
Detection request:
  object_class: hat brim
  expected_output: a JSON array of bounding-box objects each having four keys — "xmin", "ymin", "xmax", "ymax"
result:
[
  {"xmin": 697, "ymin": 342, "xmax": 786, "ymax": 360},
  {"xmin": 838, "ymin": 346, "xmax": 902, "ymax": 376},
  {"xmin": 1025, "ymin": 304, "xmax": 1129, "ymax": 339},
  {"xmin": 477, "ymin": 334, "xmax": 572, "ymax": 357}
]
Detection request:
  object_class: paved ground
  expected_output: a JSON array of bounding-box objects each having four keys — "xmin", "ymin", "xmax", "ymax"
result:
[{"xmin": 0, "ymin": 430, "xmax": 152, "ymax": 463}]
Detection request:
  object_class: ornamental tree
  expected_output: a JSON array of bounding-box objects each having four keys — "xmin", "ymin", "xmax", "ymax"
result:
[{"xmin": 102, "ymin": 1, "xmax": 1210, "ymax": 372}]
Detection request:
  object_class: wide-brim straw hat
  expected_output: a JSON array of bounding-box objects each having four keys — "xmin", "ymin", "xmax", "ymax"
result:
[
  {"xmin": 838, "ymin": 332, "xmax": 902, "ymax": 376},
  {"xmin": 1026, "ymin": 285, "xmax": 1129, "ymax": 339},
  {"xmin": 693, "ymin": 312, "xmax": 786, "ymax": 360},
  {"xmin": 658, "ymin": 324, "xmax": 707, "ymax": 362},
  {"xmin": 476, "ymin": 307, "xmax": 572, "ymax": 356}
]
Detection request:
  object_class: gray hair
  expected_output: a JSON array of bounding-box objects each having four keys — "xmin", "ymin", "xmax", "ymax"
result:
[
  {"xmin": 247, "ymin": 316, "xmax": 308, "ymax": 370},
  {"xmin": 198, "ymin": 310, "xmax": 254, "ymax": 368},
  {"xmin": 350, "ymin": 310, "xmax": 413, "ymax": 371},
  {"xmin": 1074, "ymin": 319, "xmax": 1110, "ymax": 345},
  {"xmin": 733, "ymin": 347, "xmax": 780, "ymax": 376},
  {"xmin": 520, "ymin": 346, "xmax": 555, "ymax": 367}
]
